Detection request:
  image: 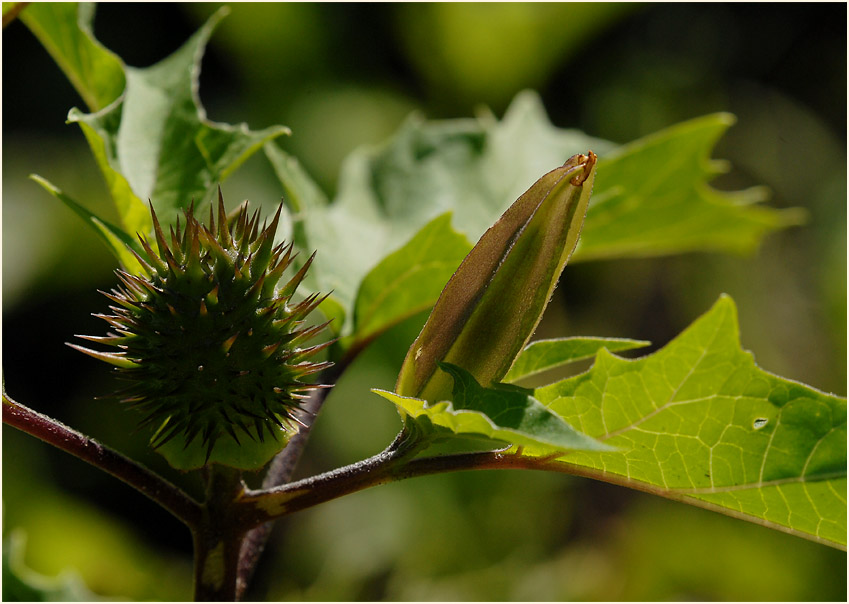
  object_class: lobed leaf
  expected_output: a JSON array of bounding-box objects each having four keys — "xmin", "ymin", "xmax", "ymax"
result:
[
  {"xmin": 580, "ymin": 114, "xmax": 806, "ymax": 260},
  {"xmin": 65, "ymin": 6, "xmax": 290, "ymax": 236},
  {"xmin": 268, "ymin": 91, "xmax": 800, "ymax": 351},
  {"xmin": 22, "ymin": 4, "xmax": 289, "ymax": 265},
  {"xmin": 373, "ymin": 363, "xmax": 609, "ymax": 452},
  {"xmin": 524, "ymin": 295, "xmax": 846, "ymax": 548}
]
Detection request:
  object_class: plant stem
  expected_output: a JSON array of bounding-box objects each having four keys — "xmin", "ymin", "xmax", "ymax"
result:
[
  {"xmin": 193, "ymin": 466, "xmax": 248, "ymax": 601},
  {"xmin": 235, "ymin": 363, "xmax": 341, "ymax": 598},
  {"xmin": 2, "ymin": 391, "xmax": 202, "ymax": 527},
  {"xmin": 240, "ymin": 449, "xmax": 505, "ymax": 524},
  {"xmin": 238, "ymin": 446, "xmax": 639, "ymax": 528}
]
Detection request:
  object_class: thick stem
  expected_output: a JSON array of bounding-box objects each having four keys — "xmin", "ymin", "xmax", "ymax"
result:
[
  {"xmin": 233, "ymin": 427, "xmax": 418, "ymax": 598},
  {"xmin": 2, "ymin": 391, "xmax": 202, "ymax": 527},
  {"xmin": 193, "ymin": 466, "xmax": 248, "ymax": 601}
]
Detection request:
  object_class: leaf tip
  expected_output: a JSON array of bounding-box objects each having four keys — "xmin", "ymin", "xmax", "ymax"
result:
[
  {"xmin": 714, "ymin": 292, "xmax": 737, "ymax": 311},
  {"xmin": 715, "ymin": 112, "xmax": 737, "ymax": 127}
]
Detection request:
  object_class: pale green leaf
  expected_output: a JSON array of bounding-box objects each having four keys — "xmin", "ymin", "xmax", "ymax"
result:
[
  {"xmin": 349, "ymin": 213, "xmax": 472, "ymax": 352},
  {"xmin": 25, "ymin": 4, "xmax": 289, "ymax": 248},
  {"xmin": 268, "ymin": 91, "xmax": 799, "ymax": 344},
  {"xmin": 527, "ymin": 295, "xmax": 846, "ymax": 548},
  {"xmin": 373, "ymin": 363, "xmax": 609, "ymax": 452},
  {"xmin": 19, "ymin": 2, "xmax": 124, "ymax": 111},
  {"xmin": 504, "ymin": 336, "xmax": 650, "ymax": 383},
  {"xmin": 264, "ymin": 142, "xmax": 330, "ymax": 216},
  {"xmin": 66, "ymin": 6, "xmax": 290, "ymax": 237},
  {"xmin": 265, "ymin": 92, "xmax": 608, "ymax": 336}
]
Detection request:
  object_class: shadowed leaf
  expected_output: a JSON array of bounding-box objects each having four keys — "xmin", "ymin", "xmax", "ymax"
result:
[{"xmin": 374, "ymin": 362, "xmax": 609, "ymax": 452}]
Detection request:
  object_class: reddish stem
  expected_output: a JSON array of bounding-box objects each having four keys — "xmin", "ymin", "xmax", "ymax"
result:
[{"xmin": 2, "ymin": 391, "xmax": 202, "ymax": 528}]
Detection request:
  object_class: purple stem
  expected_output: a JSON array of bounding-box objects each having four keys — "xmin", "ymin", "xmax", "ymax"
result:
[{"xmin": 2, "ymin": 391, "xmax": 202, "ymax": 527}]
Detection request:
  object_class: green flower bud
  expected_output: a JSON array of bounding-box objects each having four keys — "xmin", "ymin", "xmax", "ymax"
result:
[
  {"xmin": 71, "ymin": 191, "xmax": 332, "ymax": 469},
  {"xmin": 396, "ymin": 152, "xmax": 597, "ymax": 402}
]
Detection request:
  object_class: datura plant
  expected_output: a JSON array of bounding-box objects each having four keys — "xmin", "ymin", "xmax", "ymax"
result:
[
  {"xmin": 69, "ymin": 193, "xmax": 333, "ymax": 470},
  {"xmin": 3, "ymin": 4, "xmax": 844, "ymax": 602}
]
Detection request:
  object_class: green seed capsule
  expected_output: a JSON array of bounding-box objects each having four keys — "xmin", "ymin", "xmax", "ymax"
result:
[{"xmin": 70, "ymin": 190, "xmax": 332, "ymax": 469}]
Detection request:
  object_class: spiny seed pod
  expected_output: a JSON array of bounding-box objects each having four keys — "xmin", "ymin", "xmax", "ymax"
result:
[{"xmin": 70, "ymin": 190, "xmax": 332, "ymax": 469}]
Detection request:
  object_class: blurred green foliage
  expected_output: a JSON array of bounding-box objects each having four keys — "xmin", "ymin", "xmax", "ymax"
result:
[{"xmin": 3, "ymin": 2, "xmax": 845, "ymax": 601}]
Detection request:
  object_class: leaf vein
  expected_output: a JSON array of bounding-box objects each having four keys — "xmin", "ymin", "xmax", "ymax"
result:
[
  {"xmin": 672, "ymin": 470, "xmax": 845, "ymax": 495},
  {"xmin": 600, "ymin": 328, "xmax": 720, "ymax": 440}
]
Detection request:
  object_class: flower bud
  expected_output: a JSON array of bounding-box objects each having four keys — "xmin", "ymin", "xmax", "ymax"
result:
[{"xmin": 396, "ymin": 152, "xmax": 597, "ymax": 402}]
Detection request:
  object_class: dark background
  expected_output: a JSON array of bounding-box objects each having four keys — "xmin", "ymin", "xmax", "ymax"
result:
[{"xmin": 3, "ymin": 3, "xmax": 846, "ymax": 600}]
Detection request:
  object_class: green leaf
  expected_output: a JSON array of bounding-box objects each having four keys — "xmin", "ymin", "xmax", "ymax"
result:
[
  {"xmin": 373, "ymin": 363, "xmax": 609, "ymax": 452},
  {"xmin": 395, "ymin": 153, "xmax": 597, "ymax": 402},
  {"xmin": 24, "ymin": 4, "xmax": 289, "ymax": 255},
  {"xmin": 268, "ymin": 91, "xmax": 799, "ymax": 346},
  {"xmin": 29, "ymin": 175, "xmax": 144, "ymax": 274},
  {"xmin": 503, "ymin": 336, "xmax": 651, "ymax": 383},
  {"xmin": 348, "ymin": 213, "xmax": 472, "ymax": 353},
  {"xmin": 19, "ymin": 2, "xmax": 125, "ymax": 111},
  {"xmin": 264, "ymin": 142, "xmax": 330, "ymax": 217},
  {"xmin": 66, "ymin": 6, "xmax": 290, "ymax": 237},
  {"xmin": 578, "ymin": 114, "xmax": 806, "ymax": 260},
  {"xmin": 528, "ymin": 295, "xmax": 846, "ymax": 548},
  {"xmin": 265, "ymin": 93, "xmax": 609, "ymax": 337}
]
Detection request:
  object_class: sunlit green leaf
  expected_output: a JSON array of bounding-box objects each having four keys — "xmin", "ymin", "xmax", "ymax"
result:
[
  {"xmin": 66, "ymin": 7, "xmax": 289, "ymax": 237},
  {"xmin": 525, "ymin": 295, "xmax": 846, "ymax": 548},
  {"xmin": 504, "ymin": 336, "xmax": 650, "ymax": 383},
  {"xmin": 374, "ymin": 363, "xmax": 609, "ymax": 452},
  {"xmin": 23, "ymin": 4, "xmax": 289, "ymax": 260},
  {"xmin": 579, "ymin": 114, "xmax": 806, "ymax": 260}
]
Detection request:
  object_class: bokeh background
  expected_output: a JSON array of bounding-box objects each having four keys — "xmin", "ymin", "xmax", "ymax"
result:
[{"xmin": 3, "ymin": 2, "xmax": 846, "ymax": 600}]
